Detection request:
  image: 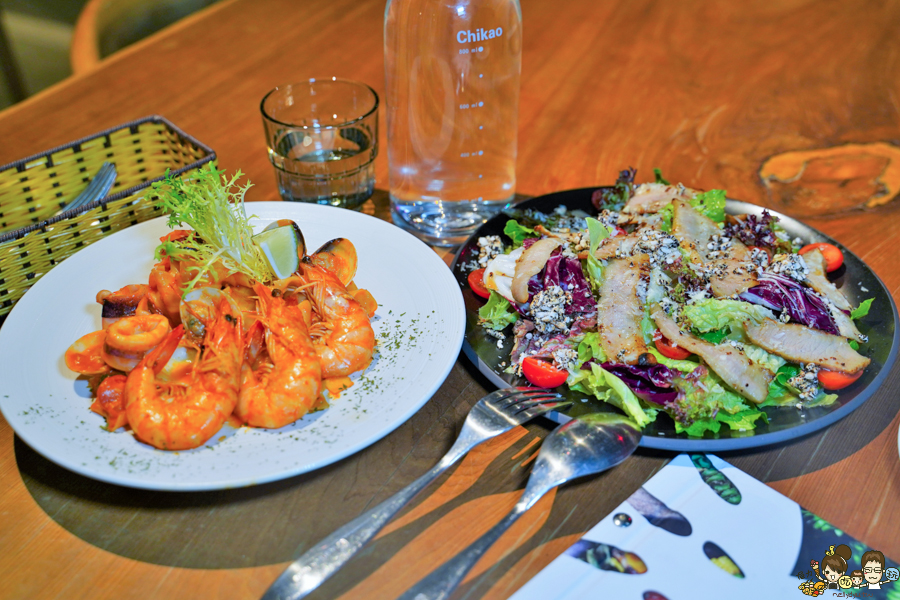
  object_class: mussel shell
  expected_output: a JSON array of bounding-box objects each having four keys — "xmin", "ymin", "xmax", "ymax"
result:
[{"xmin": 310, "ymin": 237, "xmax": 358, "ymax": 285}]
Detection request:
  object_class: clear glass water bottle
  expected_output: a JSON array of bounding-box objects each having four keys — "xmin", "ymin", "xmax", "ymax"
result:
[{"xmin": 385, "ymin": 0, "xmax": 522, "ymax": 246}]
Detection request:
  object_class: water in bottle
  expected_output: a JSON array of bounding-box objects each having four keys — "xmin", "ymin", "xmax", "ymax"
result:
[{"xmin": 385, "ymin": 0, "xmax": 522, "ymax": 246}]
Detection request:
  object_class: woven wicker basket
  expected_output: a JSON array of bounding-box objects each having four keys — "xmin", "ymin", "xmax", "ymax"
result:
[{"xmin": 0, "ymin": 115, "xmax": 215, "ymax": 318}]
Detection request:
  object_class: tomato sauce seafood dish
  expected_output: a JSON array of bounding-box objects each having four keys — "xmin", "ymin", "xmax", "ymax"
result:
[{"xmin": 64, "ymin": 164, "xmax": 377, "ymax": 450}]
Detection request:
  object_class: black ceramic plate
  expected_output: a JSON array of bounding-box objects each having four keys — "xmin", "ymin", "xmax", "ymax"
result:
[{"xmin": 451, "ymin": 187, "xmax": 900, "ymax": 451}]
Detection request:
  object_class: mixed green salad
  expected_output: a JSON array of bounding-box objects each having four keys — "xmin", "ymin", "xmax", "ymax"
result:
[{"xmin": 465, "ymin": 169, "xmax": 873, "ymax": 437}]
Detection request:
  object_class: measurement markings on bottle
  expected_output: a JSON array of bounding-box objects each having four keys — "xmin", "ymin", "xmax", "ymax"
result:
[
  {"xmin": 458, "ymin": 101, "xmax": 485, "ymax": 110},
  {"xmin": 459, "ymin": 150, "xmax": 484, "ymax": 158},
  {"xmin": 458, "ymin": 46, "xmax": 485, "ymax": 55}
]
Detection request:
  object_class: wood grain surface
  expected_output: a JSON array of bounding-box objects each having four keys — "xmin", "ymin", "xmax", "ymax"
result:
[{"xmin": 1, "ymin": 0, "xmax": 899, "ymax": 599}]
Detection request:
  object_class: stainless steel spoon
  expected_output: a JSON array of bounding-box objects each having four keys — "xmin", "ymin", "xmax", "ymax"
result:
[
  {"xmin": 397, "ymin": 413, "xmax": 642, "ymax": 600},
  {"xmin": 55, "ymin": 162, "xmax": 117, "ymax": 215}
]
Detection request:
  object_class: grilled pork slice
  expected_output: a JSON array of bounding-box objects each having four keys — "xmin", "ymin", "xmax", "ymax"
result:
[
  {"xmin": 622, "ymin": 183, "xmax": 697, "ymax": 214},
  {"xmin": 652, "ymin": 305, "xmax": 773, "ymax": 403},
  {"xmin": 802, "ymin": 248, "xmax": 864, "ymax": 340},
  {"xmin": 804, "ymin": 248, "xmax": 852, "ymax": 311},
  {"xmin": 591, "ymin": 233, "xmax": 641, "ymax": 261},
  {"xmin": 618, "ymin": 212, "xmax": 663, "ymax": 228},
  {"xmin": 710, "ymin": 258, "xmax": 758, "ymax": 297},
  {"xmin": 672, "ymin": 200, "xmax": 751, "ymax": 262},
  {"xmin": 744, "ymin": 319, "xmax": 870, "ymax": 374},
  {"xmin": 672, "ymin": 200, "xmax": 721, "ymax": 259},
  {"xmin": 598, "ymin": 256, "xmax": 650, "ymax": 364}
]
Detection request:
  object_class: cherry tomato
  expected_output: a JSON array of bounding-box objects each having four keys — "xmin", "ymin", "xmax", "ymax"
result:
[
  {"xmin": 653, "ymin": 329, "xmax": 692, "ymax": 360},
  {"xmin": 467, "ymin": 268, "xmax": 492, "ymax": 299},
  {"xmin": 799, "ymin": 242, "xmax": 843, "ymax": 272},
  {"xmin": 817, "ymin": 368, "xmax": 863, "ymax": 390},
  {"xmin": 522, "ymin": 356, "xmax": 568, "ymax": 388}
]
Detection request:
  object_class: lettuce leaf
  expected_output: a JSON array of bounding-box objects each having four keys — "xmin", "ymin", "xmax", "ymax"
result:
[
  {"xmin": 568, "ymin": 363, "xmax": 657, "ymax": 428},
  {"xmin": 742, "ymin": 343, "xmax": 786, "ymax": 373},
  {"xmin": 654, "ymin": 168, "xmax": 670, "ymax": 185},
  {"xmin": 659, "ymin": 202, "xmax": 674, "ymax": 232},
  {"xmin": 683, "ymin": 298, "xmax": 775, "ymax": 333},
  {"xmin": 671, "ymin": 368, "xmax": 766, "ymax": 437},
  {"xmin": 691, "ymin": 189, "xmax": 727, "ymax": 223},
  {"xmin": 760, "ymin": 364, "xmax": 800, "ymax": 406},
  {"xmin": 583, "ymin": 217, "xmax": 611, "ymax": 291},
  {"xmin": 570, "ymin": 333, "xmax": 656, "ymax": 427},
  {"xmin": 807, "ymin": 390, "xmax": 839, "ymax": 407},
  {"xmin": 503, "ymin": 219, "xmax": 538, "ymax": 248},
  {"xmin": 851, "ymin": 298, "xmax": 874, "ymax": 320},
  {"xmin": 478, "ymin": 291, "xmax": 519, "ymax": 330},
  {"xmin": 675, "ymin": 408, "xmax": 767, "ymax": 437},
  {"xmin": 696, "ymin": 328, "xmax": 729, "ymax": 344},
  {"xmin": 576, "ymin": 332, "xmax": 607, "ymax": 365},
  {"xmin": 647, "ymin": 348, "xmax": 700, "ymax": 373}
]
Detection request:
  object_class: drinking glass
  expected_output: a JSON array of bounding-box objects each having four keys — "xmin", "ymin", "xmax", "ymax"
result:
[{"xmin": 261, "ymin": 78, "xmax": 378, "ymax": 209}]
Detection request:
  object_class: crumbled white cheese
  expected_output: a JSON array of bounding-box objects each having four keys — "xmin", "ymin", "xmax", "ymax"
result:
[
  {"xmin": 750, "ymin": 247, "xmax": 770, "ymax": 268},
  {"xmin": 475, "ymin": 235, "xmax": 503, "ymax": 268},
  {"xmin": 768, "ymin": 253, "xmax": 809, "ymax": 282},
  {"xmin": 617, "ymin": 228, "xmax": 681, "ymax": 267},
  {"xmin": 788, "ymin": 363, "xmax": 820, "ymax": 401},
  {"xmin": 552, "ymin": 347, "xmax": 578, "ymax": 371},
  {"xmin": 528, "ymin": 285, "xmax": 572, "ymax": 334},
  {"xmin": 596, "ymin": 210, "xmax": 621, "ymax": 232},
  {"xmin": 484, "ymin": 328, "xmax": 506, "ymax": 340},
  {"xmin": 706, "ymin": 234, "xmax": 734, "ymax": 260}
]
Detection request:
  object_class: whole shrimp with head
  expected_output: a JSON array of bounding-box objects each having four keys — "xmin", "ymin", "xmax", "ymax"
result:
[
  {"xmin": 124, "ymin": 298, "xmax": 243, "ymax": 450},
  {"xmin": 235, "ymin": 283, "xmax": 322, "ymax": 428},
  {"xmin": 301, "ymin": 261, "xmax": 375, "ymax": 378}
]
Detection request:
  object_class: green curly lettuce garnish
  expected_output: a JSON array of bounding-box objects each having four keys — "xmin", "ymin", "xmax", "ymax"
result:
[
  {"xmin": 478, "ymin": 291, "xmax": 519, "ymax": 331},
  {"xmin": 850, "ymin": 298, "xmax": 874, "ymax": 320},
  {"xmin": 152, "ymin": 163, "xmax": 273, "ymax": 293},
  {"xmin": 503, "ymin": 219, "xmax": 539, "ymax": 248}
]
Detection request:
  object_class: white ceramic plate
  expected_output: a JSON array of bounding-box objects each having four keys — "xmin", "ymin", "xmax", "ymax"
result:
[{"xmin": 0, "ymin": 202, "xmax": 465, "ymax": 491}]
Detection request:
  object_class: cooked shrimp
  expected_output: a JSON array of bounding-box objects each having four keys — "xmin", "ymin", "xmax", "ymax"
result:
[
  {"xmin": 124, "ymin": 301, "xmax": 242, "ymax": 450},
  {"xmin": 235, "ymin": 284, "xmax": 322, "ymax": 428},
  {"xmin": 300, "ymin": 263, "xmax": 375, "ymax": 378}
]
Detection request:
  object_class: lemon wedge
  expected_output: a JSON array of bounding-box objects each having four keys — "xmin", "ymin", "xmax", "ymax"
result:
[{"xmin": 252, "ymin": 224, "xmax": 304, "ymax": 280}]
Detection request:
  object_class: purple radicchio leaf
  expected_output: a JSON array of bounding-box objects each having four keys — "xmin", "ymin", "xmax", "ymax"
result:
[
  {"xmin": 600, "ymin": 362, "xmax": 680, "ymax": 405},
  {"xmin": 543, "ymin": 255, "xmax": 595, "ymax": 314},
  {"xmin": 738, "ymin": 272, "xmax": 839, "ymax": 334}
]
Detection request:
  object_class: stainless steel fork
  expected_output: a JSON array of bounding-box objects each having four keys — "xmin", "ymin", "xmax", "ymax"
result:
[{"xmin": 261, "ymin": 387, "xmax": 568, "ymax": 600}]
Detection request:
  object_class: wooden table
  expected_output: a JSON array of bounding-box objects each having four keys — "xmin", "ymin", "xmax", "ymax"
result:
[{"xmin": 1, "ymin": 0, "xmax": 899, "ymax": 598}]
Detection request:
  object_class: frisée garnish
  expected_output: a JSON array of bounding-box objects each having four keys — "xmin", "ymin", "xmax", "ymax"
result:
[{"xmin": 153, "ymin": 163, "xmax": 274, "ymax": 292}]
